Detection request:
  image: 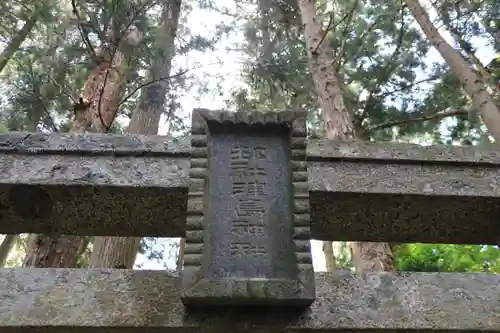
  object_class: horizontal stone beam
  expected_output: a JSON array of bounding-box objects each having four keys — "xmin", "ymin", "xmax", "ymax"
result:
[
  {"xmin": 307, "ymin": 140, "xmax": 500, "ymax": 244},
  {"xmin": 0, "ymin": 269, "xmax": 498, "ymax": 332},
  {"xmin": 0, "ymin": 132, "xmax": 190, "ymax": 237},
  {"xmin": 0, "ymin": 132, "xmax": 499, "ymax": 244}
]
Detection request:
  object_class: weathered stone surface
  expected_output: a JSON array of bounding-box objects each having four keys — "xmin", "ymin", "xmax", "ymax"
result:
[
  {"xmin": 0, "ymin": 145, "xmax": 189, "ymax": 236},
  {"xmin": 0, "ymin": 269, "xmax": 498, "ymax": 332},
  {"xmin": 182, "ymin": 109, "xmax": 314, "ymax": 306},
  {"xmin": 310, "ymin": 192, "xmax": 500, "ymax": 244},
  {"xmin": 0, "ymin": 131, "xmax": 191, "ymax": 156},
  {"xmin": 308, "ymin": 140, "xmax": 500, "ymax": 244},
  {"xmin": 308, "ymin": 139, "xmax": 500, "ymax": 164},
  {"xmin": 0, "ymin": 132, "xmax": 499, "ymax": 244}
]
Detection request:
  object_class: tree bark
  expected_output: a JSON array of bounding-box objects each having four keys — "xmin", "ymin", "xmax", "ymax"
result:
[
  {"xmin": 298, "ymin": 0, "xmax": 396, "ymax": 275},
  {"xmin": 322, "ymin": 241, "xmax": 336, "ymax": 271},
  {"xmin": 406, "ymin": 0, "xmax": 500, "ymax": 142},
  {"xmin": 22, "ymin": 24, "xmax": 139, "ymax": 268},
  {"xmin": 176, "ymin": 238, "xmax": 185, "ymax": 272},
  {"xmin": 84, "ymin": 44, "xmax": 135, "ymax": 132},
  {"xmin": 90, "ymin": 0, "xmax": 182, "ymax": 269},
  {"xmin": 0, "ymin": 17, "xmax": 37, "ymax": 73},
  {"xmin": 23, "ymin": 235, "xmax": 89, "ymax": 267},
  {"xmin": 0, "ymin": 235, "xmax": 18, "ymax": 267}
]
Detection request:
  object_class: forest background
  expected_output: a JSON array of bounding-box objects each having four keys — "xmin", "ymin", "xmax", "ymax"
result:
[{"xmin": 0, "ymin": 0, "xmax": 498, "ymax": 273}]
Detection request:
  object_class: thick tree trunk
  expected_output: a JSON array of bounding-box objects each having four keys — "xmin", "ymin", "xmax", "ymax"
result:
[
  {"xmin": 90, "ymin": 0, "xmax": 182, "ymax": 269},
  {"xmin": 406, "ymin": 0, "xmax": 500, "ymax": 142},
  {"xmin": 22, "ymin": 26, "xmax": 139, "ymax": 268},
  {"xmin": 322, "ymin": 241, "xmax": 336, "ymax": 271},
  {"xmin": 350, "ymin": 242, "xmax": 397, "ymax": 273},
  {"xmin": 0, "ymin": 17, "xmax": 36, "ymax": 73},
  {"xmin": 91, "ymin": 237, "xmax": 140, "ymax": 268},
  {"xmin": 0, "ymin": 235, "xmax": 18, "ymax": 267},
  {"xmin": 84, "ymin": 50, "xmax": 132, "ymax": 132},
  {"xmin": 298, "ymin": 0, "xmax": 396, "ymax": 275},
  {"xmin": 176, "ymin": 238, "xmax": 185, "ymax": 272},
  {"xmin": 23, "ymin": 235, "xmax": 89, "ymax": 267}
]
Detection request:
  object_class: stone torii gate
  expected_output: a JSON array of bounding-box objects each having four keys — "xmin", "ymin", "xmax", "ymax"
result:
[{"xmin": 0, "ymin": 109, "xmax": 498, "ymax": 331}]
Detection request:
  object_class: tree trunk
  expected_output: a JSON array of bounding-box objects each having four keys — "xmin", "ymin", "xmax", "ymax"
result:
[
  {"xmin": 23, "ymin": 235, "xmax": 89, "ymax": 267},
  {"xmin": 90, "ymin": 0, "xmax": 182, "ymax": 269},
  {"xmin": 322, "ymin": 241, "xmax": 336, "ymax": 271},
  {"xmin": 176, "ymin": 238, "xmax": 185, "ymax": 272},
  {"xmin": 406, "ymin": 0, "xmax": 500, "ymax": 142},
  {"xmin": 297, "ymin": 0, "xmax": 396, "ymax": 275},
  {"xmin": 91, "ymin": 237, "xmax": 140, "ymax": 268},
  {"xmin": 0, "ymin": 17, "xmax": 37, "ymax": 73},
  {"xmin": 22, "ymin": 25, "xmax": 140, "ymax": 268},
  {"xmin": 350, "ymin": 242, "xmax": 397, "ymax": 273},
  {"xmin": 84, "ymin": 48, "xmax": 133, "ymax": 132},
  {"xmin": 0, "ymin": 235, "xmax": 18, "ymax": 267}
]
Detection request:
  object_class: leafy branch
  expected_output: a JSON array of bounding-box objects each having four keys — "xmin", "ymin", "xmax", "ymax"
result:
[
  {"xmin": 312, "ymin": 0, "xmax": 359, "ymax": 56},
  {"xmin": 368, "ymin": 109, "xmax": 468, "ymax": 132},
  {"xmin": 357, "ymin": 3, "xmax": 406, "ymax": 126},
  {"xmin": 71, "ymin": 0, "xmax": 99, "ymax": 63},
  {"xmin": 115, "ymin": 69, "xmax": 190, "ymax": 111}
]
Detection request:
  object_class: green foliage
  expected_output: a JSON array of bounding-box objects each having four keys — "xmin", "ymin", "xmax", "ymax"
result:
[
  {"xmin": 0, "ymin": 0, "xmax": 219, "ymax": 134},
  {"xmin": 75, "ymin": 238, "xmax": 92, "ymax": 268},
  {"xmin": 394, "ymin": 244, "xmax": 500, "ymax": 273},
  {"xmin": 135, "ymin": 238, "xmax": 180, "ymax": 269}
]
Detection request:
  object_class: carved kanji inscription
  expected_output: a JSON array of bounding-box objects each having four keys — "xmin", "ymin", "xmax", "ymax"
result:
[
  {"xmin": 204, "ymin": 132, "xmax": 297, "ymax": 279},
  {"xmin": 229, "ymin": 146, "xmax": 267, "ymax": 258}
]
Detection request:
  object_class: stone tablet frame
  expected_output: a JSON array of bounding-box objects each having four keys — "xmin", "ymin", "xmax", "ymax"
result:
[{"xmin": 181, "ymin": 109, "xmax": 315, "ymax": 307}]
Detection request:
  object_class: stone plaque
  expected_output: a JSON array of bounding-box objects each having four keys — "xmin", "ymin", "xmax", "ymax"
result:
[{"xmin": 181, "ymin": 109, "xmax": 315, "ymax": 307}]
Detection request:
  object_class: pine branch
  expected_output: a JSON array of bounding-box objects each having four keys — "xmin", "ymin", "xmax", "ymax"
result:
[
  {"xmin": 71, "ymin": 0, "xmax": 99, "ymax": 63},
  {"xmin": 116, "ymin": 69, "xmax": 190, "ymax": 111},
  {"xmin": 368, "ymin": 109, "xmax": 468, "ymax": 132}
]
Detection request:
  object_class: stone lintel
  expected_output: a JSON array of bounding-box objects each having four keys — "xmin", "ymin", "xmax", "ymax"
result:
[
  {"xmin": 0, "ymin": 269, "xmax": 498, "ymax": 332},
  {"xmin": 0, "ymin": 132, "xmax": 499, "ymax": 244},
  {"xmin": 0, "ymin": 132, "xmax": 190, "ymax": 237},
  {"xmin": 0, "ymin": 131, "xmax": 191, "ymax": 156},
  {"xmin": 308, "ymin": 140, "xmax": 500, "ymax": 244},
  {"xmin": 307, "ymin": 139, "xmax": 500, "ymax": 164}
]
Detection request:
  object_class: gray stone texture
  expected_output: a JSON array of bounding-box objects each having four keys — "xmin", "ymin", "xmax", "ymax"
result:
[
  {"xmin": 205, "ymin": 133, "xmax": 297, "ymax": 279},
  {"xmin": 0, "ymin": 268, "xmax": 498, "ymax": 332},
  {"xmin": 182, "ymin": 109, "xmax": 314, "ymax": 306},
  {"xmin": 308, "ymin": 139, "xmax": 500, "ymax": 164},
  {"xmin": 0, "ymin": 132, "xmax": 498, "ymax": 244},
  {"xmin": 0, "ymin": 131, "xmax": 191, "ymax": 156},
  {"xmin": 308, "ymin": 140, "xmax": 500, "ymax": 244},
  {"xmin": 0, "ymin": 131, "xmax": 189, "ymax": 237}
]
